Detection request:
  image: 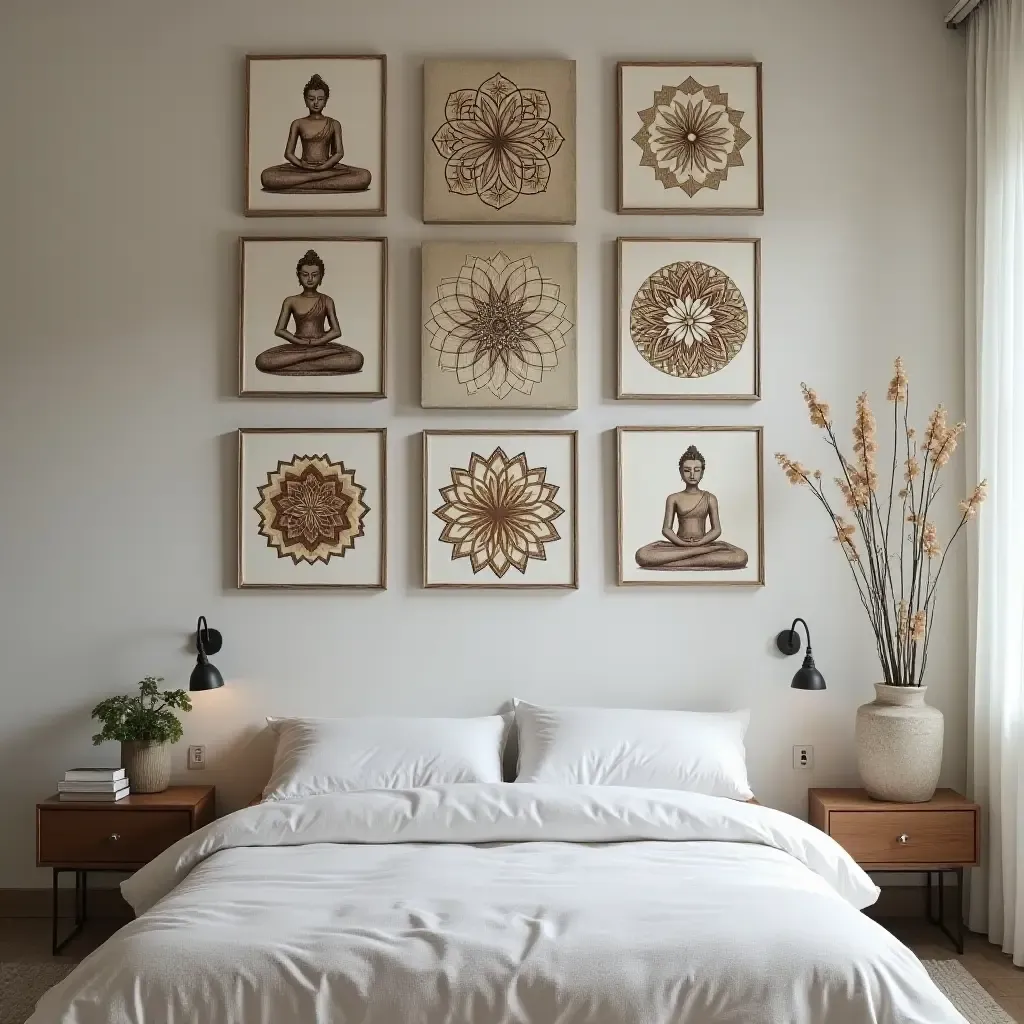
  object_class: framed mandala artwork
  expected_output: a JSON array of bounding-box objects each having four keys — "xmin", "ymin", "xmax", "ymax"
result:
[
  {"xmin": 423, "ymin": 430, "xmax": 578, "ymax": 589},
  {"xmin": 423, "ymin": 59, "xmax": 576, "ymax": 224},
  {"xmin": 421, "ymin": 243, "xmax": 577, "ymax": 409},
  {"xmin": 618, "ymin": 61, "xmax": 763, "ymax": 215},
  {"xmin": 238, "ymin": 428, "xmax": 386, "ymax": 589},
  {"xmin": 239, "ymin": 237, "xmax": 387, "ymax": 398},
  {"xmin": 618, "ymin": 237, "xmax": 760, "ymax": 401},
  {"xmin": 617, "ymin": 426, "xmax": 764, "ymax": 587},
  {"xmin": 245, "ymin": 54, "xmax": 386, "ymax": 217}
]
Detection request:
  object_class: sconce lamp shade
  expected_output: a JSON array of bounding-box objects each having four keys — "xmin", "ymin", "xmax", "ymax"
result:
[
  {"xmin": 791, "ymin": 654, "xmax": 827, "ymax": 691},
  {"xmin": 775, "ymin": 617, "xmax": 826, "ymax": 690},
  {"xmin": 190, "ymin": 617, "xmax": 224, "ymax": 692}
]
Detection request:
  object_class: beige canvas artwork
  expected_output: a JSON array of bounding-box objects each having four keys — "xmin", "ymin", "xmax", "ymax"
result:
[
  {"xmin": 423, "ymin": 59, "xmax": 576, "ymax": 224},
  {"xmin": 421, "ymin": 242, "xmax": 577, "ymax": 409}
]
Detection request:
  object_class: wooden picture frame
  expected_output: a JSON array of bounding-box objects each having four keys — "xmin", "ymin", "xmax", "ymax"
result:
[
  {"xmin": 238, "ymin": 428, "xmax": 387, "ymax": 589},
  {"xmin": 616, "ymin": 426, "xmax": 764, "ymax": 587},
  {"xmin": 238, "ymin": 237, "xmax": 387, "ymax": 398},
  {"xmin": 617, "ymin": 237, "xmax": 760, "ymax": 401},
  {"xmin": 422, "ymin": 430, "xmax": 578, "ymax": 589},
  {"xmin": 245, "ymin": 54, "xmax": 386, "ymax": 217},
  {"xmin": 617, "ymin": 61, "xmax": 763, "ymax": 215}
]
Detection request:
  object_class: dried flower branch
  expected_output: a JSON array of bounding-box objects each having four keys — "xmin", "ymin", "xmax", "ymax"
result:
[{"xmin": 778, "ymin": 358, "xmax": 986, "ymax": 687}]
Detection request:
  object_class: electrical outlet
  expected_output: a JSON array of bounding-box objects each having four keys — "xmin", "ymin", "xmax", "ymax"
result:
[
  {"xmin": 793, "ymin": 745, "xmax": 814, "ymax": 770},
  {"xmin": 187, "ymin": 745, "xmax": 206, "ymax": 770}
]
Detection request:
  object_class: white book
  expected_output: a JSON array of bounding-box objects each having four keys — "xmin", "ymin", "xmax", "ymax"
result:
[
  {"xmin": 64, "ymin": 767, "xmax": 126, "ymax": 782},
  {"xmin": 58, "ymin": 789, "xmax": 130, "ymax": 802},
  {"xmin": 57, "ymin": 779, "xmax": 130, "ymax": 794}
]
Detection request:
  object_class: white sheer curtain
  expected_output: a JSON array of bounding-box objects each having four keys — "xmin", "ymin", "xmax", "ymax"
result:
[{"xmin": 966, "ymin": 0, "xmax": 1024, "ymax": 964}]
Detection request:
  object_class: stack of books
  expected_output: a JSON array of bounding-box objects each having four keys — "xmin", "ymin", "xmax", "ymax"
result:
[{"xmin": 58, "ymin": 767, "xmax": 129, "ymax": 801}]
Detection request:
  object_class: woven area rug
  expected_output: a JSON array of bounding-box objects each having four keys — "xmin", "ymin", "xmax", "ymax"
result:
[
  {"xmin": 0, "ymin": 958, "xmax": 1014, "ymax": 1024},
  {"xmin": 0, "ymin": 963, "xmax": 75, "ymax": 1024},
  {"xmin": 923, "ymin": 960, "xmax": 1016, "ymax": 1023}
]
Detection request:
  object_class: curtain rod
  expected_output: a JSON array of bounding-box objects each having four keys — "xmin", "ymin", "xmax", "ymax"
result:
[{"xmin": 946, "ymin": 0, "xmax": 984, "ymax": 26}]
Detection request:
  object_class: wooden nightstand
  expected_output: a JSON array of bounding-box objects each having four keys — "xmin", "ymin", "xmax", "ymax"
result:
[
  {"xmin": 809, "ymin": 788, "xmax": 979, "ymax": 953},
  {"xmin": 37, "ymin": 785, "xmax": 214, "ymax": 953}
]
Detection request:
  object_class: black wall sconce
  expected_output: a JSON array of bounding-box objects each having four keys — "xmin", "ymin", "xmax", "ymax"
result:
[
  {"xmin": 190, "ymin": 616, "xmax": 224, "ymax": 692},
  {"xmin": 776, "ymin": 617, "xmax": 826, "ymax": 690}
]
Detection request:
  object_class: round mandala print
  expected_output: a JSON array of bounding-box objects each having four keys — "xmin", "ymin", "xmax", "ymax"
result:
[{"xmin": 630, "ymin": 260, "xmax": 748, "ymax": 379}]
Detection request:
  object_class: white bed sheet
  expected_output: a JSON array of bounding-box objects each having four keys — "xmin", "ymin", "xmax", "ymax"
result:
[{"xmin": 28, "ymin": 784, "xmax": 967, "ymax": 1024}]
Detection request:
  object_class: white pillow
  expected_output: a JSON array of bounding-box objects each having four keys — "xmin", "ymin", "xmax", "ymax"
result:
[
  {"xmin": 514, "ymin": 701, "xmax": 753, "ymax": 800},
  {"xmin": 262, "ymin": 715, "xmax": 508, "ymax": 801}
]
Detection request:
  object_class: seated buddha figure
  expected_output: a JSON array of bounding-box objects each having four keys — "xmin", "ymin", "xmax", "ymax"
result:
[
  {"xmin": 255, "ymin": 250, "xmax": 364, "ymax": 376},
  {"xmin": 260, "ymin": 74, "xmax": 372, "ymax": 193},
  {"xmin": 635, "ymin": 445, "xmax": 748, "ymax": 571}
]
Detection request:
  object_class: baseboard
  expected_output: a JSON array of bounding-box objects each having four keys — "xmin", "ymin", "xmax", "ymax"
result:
[{"xmin": 0, "ymin": 887, "xmax": 133, "ymax": 919}]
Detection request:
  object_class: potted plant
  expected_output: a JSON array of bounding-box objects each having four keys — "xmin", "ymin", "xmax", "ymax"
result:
[
  {"xmin": 776, "ymin": 359, "xmax": 986, "ymax": 802},
  {"xmin": 91, "ymin": 677, "xmax": 192, "ymax": 793}
]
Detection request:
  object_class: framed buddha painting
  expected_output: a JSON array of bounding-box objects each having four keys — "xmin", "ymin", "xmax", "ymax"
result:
[
  {"xmin": 617, "ymin": 426, "xmax": 764, "ymax": 587},
  {"xmin": 422, "ymin": 430, "xmax": 578, "ymax": 589},
  {"xmin": 245, "ymin": 55, "xmax": 386, "ymax": 216},
  {"xmin": 239, "ymin": 238, "xmax": 386, "ymax": 398},
  {"xmin": 421, "ymin": 242, "xmax": 578, "ymax": 409},
  {"xmin": 618, "ymin": 237, "xmax": 760, "ymax": 401},
  {"xmin": 238, "ymin": 428, "xmax": 387, "ymax": 589},
  {"xmin": 423, "ymin": 59, "xmax": 577, "ymax": 224},
  {"xmin": 618, "ymin": 61, "xmax": 763, "ymax": 215}
]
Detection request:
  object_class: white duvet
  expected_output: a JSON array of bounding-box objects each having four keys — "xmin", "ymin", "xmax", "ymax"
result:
[{"xmin": 29, "ymin": 784, "xmax": 966, "ymax": 1024}]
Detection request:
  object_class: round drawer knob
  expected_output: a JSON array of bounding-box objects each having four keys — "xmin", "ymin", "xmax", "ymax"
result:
[
  {"xmin": 898, "ymin": 833, "xmax": 910, "ymax": 844},
  {"xmin": 109, "ymin": 833, "xmax": 120, "ymax": 842}
]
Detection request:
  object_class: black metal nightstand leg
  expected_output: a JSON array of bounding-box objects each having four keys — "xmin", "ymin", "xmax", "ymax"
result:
[
  {"xmin": 51, "ymin": 869, "xmax": 87, "ymax": 955},
  {"xmin": 925, "ymin": 868, "xmax": 965, "ymax": 954}
]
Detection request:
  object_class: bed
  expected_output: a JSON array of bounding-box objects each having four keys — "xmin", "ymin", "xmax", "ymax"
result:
[{"xmin": 27, "ymin": 782, "xmax": 968, "ymax": 1024}]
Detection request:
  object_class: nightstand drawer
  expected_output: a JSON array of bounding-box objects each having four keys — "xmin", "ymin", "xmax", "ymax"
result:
[
  {"xmin": 38, "ymin": 808, "xmax": 192, "ymax": 867},
  {"xmin": 828, "ymin": 809, "xmax": 976, "ymax": 866}
]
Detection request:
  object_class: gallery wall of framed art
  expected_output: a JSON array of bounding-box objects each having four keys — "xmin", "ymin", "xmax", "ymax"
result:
[{"xmin": 235, "ymin": 50, "xmax": 767, "ymax": 594}]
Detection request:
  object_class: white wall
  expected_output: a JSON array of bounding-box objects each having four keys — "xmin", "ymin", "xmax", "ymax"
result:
[{"xmin": 0, "ymin": 0, "xmax": 966, "ymax": 888}]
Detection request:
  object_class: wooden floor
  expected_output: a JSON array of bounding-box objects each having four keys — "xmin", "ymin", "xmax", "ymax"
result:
[{"xmin": 2, "ymin": 916, "xmax": 1023, "ymax": 1020}]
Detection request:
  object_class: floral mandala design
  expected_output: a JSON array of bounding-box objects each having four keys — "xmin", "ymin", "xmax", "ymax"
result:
[
  {"xmin": 432, "ymin": 73, "xmax": 565, "ymax": 210},
  {"xmin": 434, "ymin": 447, "xmax": 564, "ymax": 577},
  {"xmin": 630, "ymin": 261, "xmax": 748, "ymax": 379},
  {"xmin": 255, "ymin": 454, "xmax": 368, "ymax": 565},
  {"xmin": 632, "ymin": 77, "xmax": 751, "ymax": 197},
  {"xmin": 426, "ymin": 251, "xmax": 573, "ymax": 399}
]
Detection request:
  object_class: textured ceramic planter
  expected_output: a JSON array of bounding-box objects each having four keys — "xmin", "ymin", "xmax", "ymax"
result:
[
  {"xmin": 121, "ymin": 740, "xmax": 171, "ymax": 794},
  {"xmin": 856, "ymin": 684, "xmax": 943, "ymax": 803}
]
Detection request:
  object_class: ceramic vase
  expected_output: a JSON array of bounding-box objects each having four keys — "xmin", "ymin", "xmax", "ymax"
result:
[
  {"xmin": 121, "ymin": 740, "xmax": 171, "ymax": 794},
  {"xmin": 855, "ymin": 684, "xmax": 943, "ymax": 803}
]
